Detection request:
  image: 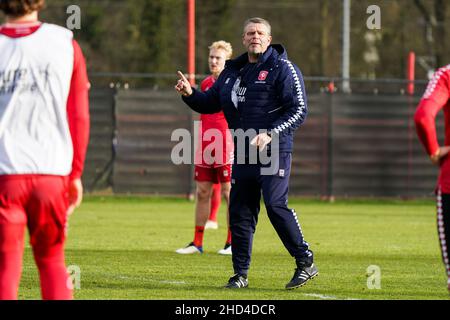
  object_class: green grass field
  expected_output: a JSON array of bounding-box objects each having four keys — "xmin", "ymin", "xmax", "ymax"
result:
[{"xmin": 17, "ymin": 196, "xmax": 450, "ymax": 300}]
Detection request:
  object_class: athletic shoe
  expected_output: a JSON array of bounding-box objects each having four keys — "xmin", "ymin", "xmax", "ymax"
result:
[
  {"xmin": 225, "ymin": 274, "xmax": 248, "ymax": 289},
  {"xmin": 217, "ymin": 243, "xmax": 232, "ymax": 255},
  {"xmin": 175, "ymin": 242, "xmax": 203, "ymax": 254},
  {"xmin": 205, "ymin": 220, "xmax": 219, "ymax": 230},
  {"xmin": 285, "ymin": 263, "xmax": 318, "ymax": 290}
]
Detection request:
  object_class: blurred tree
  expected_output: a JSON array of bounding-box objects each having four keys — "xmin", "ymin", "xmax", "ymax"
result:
[
  {"xmin": 5, "ymin": 0, "xmax": 448, "ymax": 86},
  {"xmin": 319, "ymin": 0, "xmax": 330, "ymax": 76},
  {"xmin": 125, "ymin": 0, "xmax": 183, "ymax": 84},
  {"xmin": 196, "ymin": 0, "xmax": 236, "ymax": 77},
  {"xmin": 413, "ymin": 0, "xmax": 447, "ymax": 69}
]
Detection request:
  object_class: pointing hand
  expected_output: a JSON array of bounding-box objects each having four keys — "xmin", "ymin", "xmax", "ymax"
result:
[{"xmin": 174, "ymin": 71, "xmax": 193, "ymax": 97}]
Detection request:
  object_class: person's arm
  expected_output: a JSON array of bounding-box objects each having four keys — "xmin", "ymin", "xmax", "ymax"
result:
[
  {"xmin": 175, "ymin": 71, "xmax": 222, "ymax": 114},
  {"xmin": 414, "ymin": 67, "xmax": 450, "ymax": 165},
  {"xmin": 66, "ymin": 39, "xmax": 90, "ymax": 214},
  {"xmin": 270, "ymin": 60, "xmax": 308, "ymax": 137}
]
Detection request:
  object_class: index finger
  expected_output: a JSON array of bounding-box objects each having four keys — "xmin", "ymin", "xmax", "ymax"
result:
[{"xmin": 177, "ymin": 71, "xmax": 188, "ymax": 82}]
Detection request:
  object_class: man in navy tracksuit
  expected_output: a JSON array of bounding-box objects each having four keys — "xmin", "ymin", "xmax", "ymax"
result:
[{"xmin": 175, "ymin": 17, "xmax": 317, "ymax": 290}]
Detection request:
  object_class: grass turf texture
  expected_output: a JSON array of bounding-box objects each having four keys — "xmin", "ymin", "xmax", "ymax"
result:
[{"xmin": 17, "ymin": 196, "xmax": 450, "ymax": 300}]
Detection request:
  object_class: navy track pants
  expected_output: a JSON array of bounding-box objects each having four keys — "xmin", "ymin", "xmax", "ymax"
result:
[
  {"xmin": 437, "ymin": 189, "xmax": 450, "ymax": 288},
  {"xmin": 229, "ymin": 152, "xmax": 313, "ymax": 275}
]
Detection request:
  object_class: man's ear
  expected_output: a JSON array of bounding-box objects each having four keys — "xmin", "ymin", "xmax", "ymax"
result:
[{"xmin": 268, "ymin": 36, "xmax": 273, "ymax": 45}]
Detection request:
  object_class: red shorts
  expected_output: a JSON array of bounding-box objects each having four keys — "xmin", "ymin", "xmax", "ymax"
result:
[
  {"xmin": 194, "ymin": 165, "xmax": 232, "ymax": 183},
  {"xmin": 0, "ymin": 175, "xmax": 69, "ymax": 250}
]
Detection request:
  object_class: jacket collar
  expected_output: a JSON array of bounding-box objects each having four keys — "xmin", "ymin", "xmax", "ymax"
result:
[{"xmin": 226, "ymin": 44, "xmax": 287, "ymax": 71}]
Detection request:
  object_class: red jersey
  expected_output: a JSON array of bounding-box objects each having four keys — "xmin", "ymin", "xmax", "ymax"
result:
[
  {"xmin": 195, "ymin": 75, "xmax": 233, "ymax": 168},
  {"xmin": 199, "ymin": 76, "xmax": 228, "ymax": 132},
  {"xmin": 415, "ymin": 65, "xmax": 450, "ymax": 193}
]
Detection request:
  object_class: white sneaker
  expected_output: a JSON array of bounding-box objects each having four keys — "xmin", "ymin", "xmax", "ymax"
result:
[
  {"xmin": 175, "ymin": 242, "xmax": 203, "ymax": 254},
  {"xmin": 205, "ymin": 220, "xmax": 219, "ymax": 230},
  {"xmin": 218, "ymin": 243, "xmax": 232, "ymax": 255}
]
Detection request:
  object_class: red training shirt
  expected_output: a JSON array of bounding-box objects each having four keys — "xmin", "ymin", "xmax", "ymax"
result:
[
  {"xmin": 415, "ymin": 65, "xmax": 450, "ymax": 193},
  {"xmin": 195, "ymin": 75, "xmax": 233, "ymax": 168}
]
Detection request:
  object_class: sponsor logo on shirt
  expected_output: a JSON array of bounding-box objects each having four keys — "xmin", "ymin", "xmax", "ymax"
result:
[
  {"xmin": 231, "ymin": 78, "xmax": 247, "ymax": 108},
  {"xmin": 0, "ymin": 65, "xmax": 50, "ymax": 95}
]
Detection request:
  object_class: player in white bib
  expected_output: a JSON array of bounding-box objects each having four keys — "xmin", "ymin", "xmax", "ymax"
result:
[{"xmin": 0, "ymin": 0, "xmax": 90, "ymax": 300}]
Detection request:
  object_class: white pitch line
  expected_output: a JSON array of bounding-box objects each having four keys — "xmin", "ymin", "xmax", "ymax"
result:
[
  {"xmin": 117, "ymin": 275, "xmax": 186, "ymax": 285},
  {"xmin": 303, "ymin": 293, "xmax": 361, "ymax": 300},
  {"xmin": 159, "ymin": 280, "xmax": 186, "ymax": 285}
]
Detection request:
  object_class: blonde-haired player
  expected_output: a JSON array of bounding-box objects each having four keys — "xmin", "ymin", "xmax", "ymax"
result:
[{"xmin": 176, "ymin": 41, "xmax": 234, "ymax": 255}]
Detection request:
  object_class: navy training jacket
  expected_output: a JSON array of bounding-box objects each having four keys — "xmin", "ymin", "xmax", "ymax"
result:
[{"xmin": 182, "ymin": 44, "xmax": 308, "ymax": 155}]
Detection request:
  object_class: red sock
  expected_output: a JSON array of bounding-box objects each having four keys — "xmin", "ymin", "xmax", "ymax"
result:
[
  {"xmin": 33, "ymin": 244, "xmax": 73, "ymax": 300},
  {"xmin": 226, "ymin": 228, "xmax": 232, "ymax": 245},
  {"xmin": 208, "ymin": 184, "xmax": 221, "ymax": 222},
  {"xmin": 193, "ymin": 226, "xmax": 205, "ymax": 248},
  {"xmin": 0, "ymin": 224, "xmax": 25, "ymax": 300}
]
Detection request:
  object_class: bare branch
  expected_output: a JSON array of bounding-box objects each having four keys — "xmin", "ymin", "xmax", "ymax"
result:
[{"xmin": 414, "ymin": 0, "xmax": 431, "ymax": 23}]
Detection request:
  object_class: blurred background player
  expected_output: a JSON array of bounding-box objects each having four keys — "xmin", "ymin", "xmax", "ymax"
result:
[
  {"xmin": 0, "ymin": 0, "xmax": 90, "ymax": 299},
  {"xmin": 176, "ymin": 41, "xmax": 233, "ymax": 255},
  {"xmin": 415, "ymin": 65, "xmax": 450, "ymax": 292},
  {"xmin": 205, "ymin": 183, "xmax": 221, "ymax": 230}
]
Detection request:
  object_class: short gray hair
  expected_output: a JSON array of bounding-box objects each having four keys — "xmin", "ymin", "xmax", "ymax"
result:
[{"xmin": 243, "ymin": 17, "xmax": 271, "ymax": 36}]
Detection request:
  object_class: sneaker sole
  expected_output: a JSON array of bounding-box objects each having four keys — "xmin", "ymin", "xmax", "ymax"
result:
[
  {"xmin": 175, "ymin": 248, "xmax": 203, "ymax": 254},
  {"xmin": 224, "ymin": 285, "xmax": 249, "ymax": 289},
  {"xmin": 285, "ymin": 272, "xmax": 319, "ymax": 290},
  {"xmin": 175, "ymin": 251, "xmax": 202, "ymax": 254}
]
